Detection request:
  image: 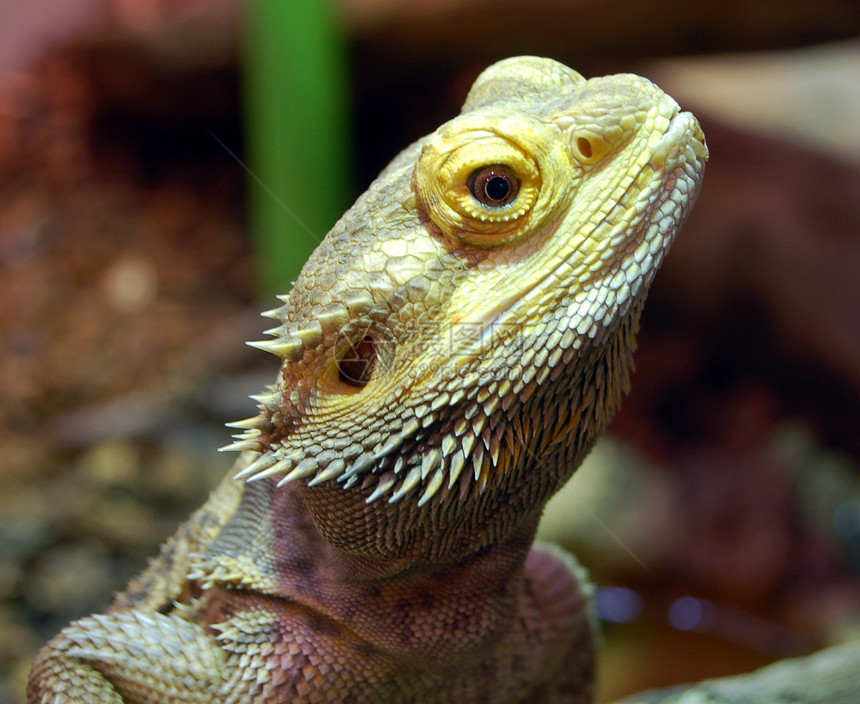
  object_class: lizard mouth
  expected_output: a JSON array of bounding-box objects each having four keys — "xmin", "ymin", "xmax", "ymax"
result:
[{"xmin": 651, "ymin": 110, "xmax": 709, "ymax": 168}]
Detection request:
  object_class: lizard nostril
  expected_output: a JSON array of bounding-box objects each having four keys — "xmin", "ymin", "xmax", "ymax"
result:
[
  {"xmin": 337, "ymin": 335, "xmax": 378, "ymax": 388},
  {"xmin": 571, "ymin": 132, "xmax": 611, "ymax": 164}
]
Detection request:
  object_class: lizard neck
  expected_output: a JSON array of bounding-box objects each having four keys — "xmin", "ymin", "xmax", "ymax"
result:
[
  {"xmin": 325, "ymin": 512, "xmax": 540, "ymax": 584},
  {"xmin": 205, "ymin": 476, "xmax": 540, "ymax": 663},
  {"xmin": 294, "ymin": 487, "xmax": 542, "ymax": 665}
]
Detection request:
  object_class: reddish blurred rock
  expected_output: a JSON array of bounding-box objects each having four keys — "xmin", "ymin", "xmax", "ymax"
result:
[
  {"xmin": 640, "ymin": 116, "xmax": 860, "ymax": 458},
  {"xmin": 344, "ymin": 0, "xmax": 860, "ymax": 62}
]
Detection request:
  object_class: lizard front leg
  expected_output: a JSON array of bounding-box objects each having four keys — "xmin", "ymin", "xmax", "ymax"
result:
[
  {"xmin": 27, "ymin": 609, "xmax": 228, "ymax": 704},
  {"xmin": 27, "ymin": 467, "xmax": 246, "ymax": 703}
]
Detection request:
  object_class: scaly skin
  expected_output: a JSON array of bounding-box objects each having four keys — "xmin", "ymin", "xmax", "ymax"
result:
[{"xmin": 28, "ymin": 57, "xmax": 707, "ymax": 703}]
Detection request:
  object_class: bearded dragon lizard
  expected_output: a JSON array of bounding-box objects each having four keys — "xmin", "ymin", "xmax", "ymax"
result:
[{"xmin": 28, "ymin": 56, "xmax": 708, "ymax": 703}]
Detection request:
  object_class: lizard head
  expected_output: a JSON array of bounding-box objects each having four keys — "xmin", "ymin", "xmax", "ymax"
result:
[{"xmin": 224, "ymin": 56, "xmax": 707, "ymax": 557}]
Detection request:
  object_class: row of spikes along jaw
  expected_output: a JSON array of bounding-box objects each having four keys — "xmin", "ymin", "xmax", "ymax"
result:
[{"xmin": 216, "ymin": 279, "xmax": 643, "ymax": 529}]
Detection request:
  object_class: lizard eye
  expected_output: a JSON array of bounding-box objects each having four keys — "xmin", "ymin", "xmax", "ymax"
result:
[
  {"xmin": 468, "ymin": 165, "xmax": 519, "ymax": 207},
  {"xmin": 412, "ymin": 117, "xmax": 567, "ymax": 246}
]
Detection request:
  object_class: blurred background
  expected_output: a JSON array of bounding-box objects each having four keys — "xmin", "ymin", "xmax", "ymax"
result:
[{"xmin": 1, "ymin": 1, "xmax": 859, "ymax": 701}]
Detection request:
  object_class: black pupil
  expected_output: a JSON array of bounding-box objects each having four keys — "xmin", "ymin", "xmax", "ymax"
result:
[{"xmin": 484, "ymin": 175, "xmax": 511, "ymax": 202}]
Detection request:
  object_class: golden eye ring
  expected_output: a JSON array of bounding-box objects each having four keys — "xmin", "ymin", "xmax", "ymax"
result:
[{"xmin": 413, "ymin": 115, "xmax": 571, "ymax": 245}]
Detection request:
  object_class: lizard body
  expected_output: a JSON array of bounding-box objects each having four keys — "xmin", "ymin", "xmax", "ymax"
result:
[{"xmin": 28, "ymin": 57, "xmax": 707, "ymax": 703}]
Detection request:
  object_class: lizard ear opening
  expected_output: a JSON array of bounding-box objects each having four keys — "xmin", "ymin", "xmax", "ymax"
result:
[{"xmin": 337, "ymin": 335, "xmax": 378, "ymax": 388}]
